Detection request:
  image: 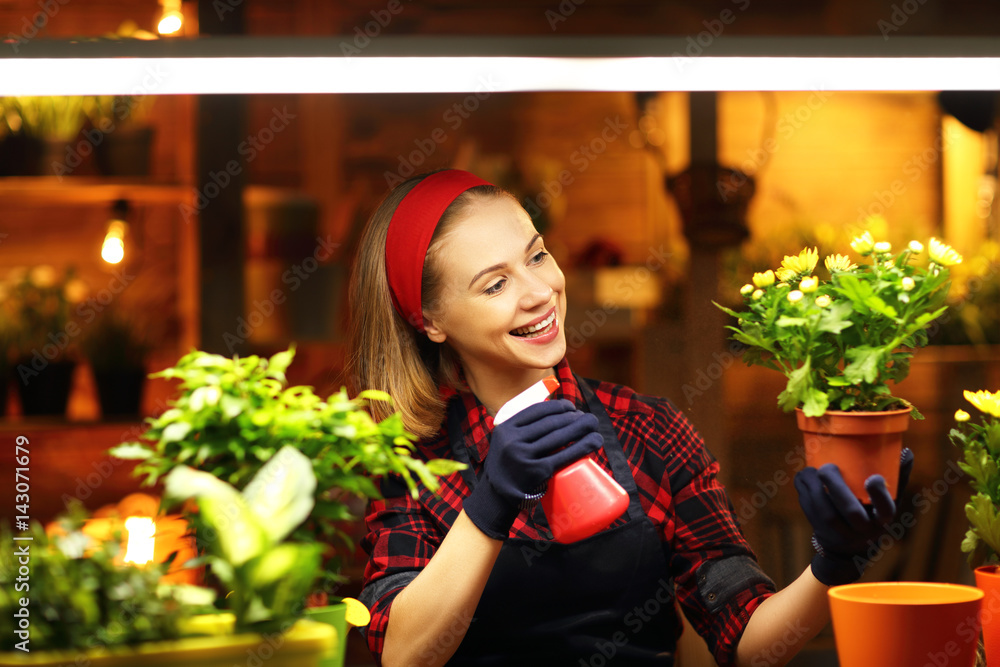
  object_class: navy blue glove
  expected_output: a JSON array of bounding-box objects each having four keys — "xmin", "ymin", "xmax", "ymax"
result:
[
  {"xmin": 794, "ymin": 447, "xmax": 914, "ymax": 586},
  {"xmin": 463, "ymin": 399, "xmax": 603, "ymax": 540}
]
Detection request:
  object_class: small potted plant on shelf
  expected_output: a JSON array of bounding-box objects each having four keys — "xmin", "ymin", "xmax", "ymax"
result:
[
  {"xmin": 0, "ymin": 96, "xmax": 94, "ymax": 176},
  {"xmin": 716, "ymin": 229, "xmax": 962, "ymax": 498},
  {"xmin": 81, "ymin": 306, "xmax": 152, "ymax": 418},
  {"xmin": 950, "ymin": 389, "xmax": 1000, "ymax": 667},
  {"xmin": 87, "ymin": 21, "xmax": 159, "ymax": 177},
  {"xmin": 5, "ymin": 265, "xmax": 89, "ymax": 416},
  {"xmin": 111, "ymin": 345, "xmax": 463, "ymax": 666}
]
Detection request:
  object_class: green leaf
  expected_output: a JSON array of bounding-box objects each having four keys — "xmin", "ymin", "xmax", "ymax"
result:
[
  {"xmin": 358, "ymin": 389, "xmax": 393, "ymax": 403},
  {"xmin": 109, "ymin": 443, "xmax": 153, "ymax": 460},
  {"xmin": 816, "ymin": 301, "xmax": 854, "ymax": 334},
  {"xmin": 163, "ymin": 465, "xmax": 267, "ymax": 566},
  {"xmin": 802, "ymin": 388, "xmax": 829, "ymax": 418},
  {"xmin": 776, "ymin": 316, "xmax": 808, "ymax": 327},
  {"xmin": 777, "ymin": 359, "xmax": 811, "ymax": 413},
  {"xmin": 161, "ymin": 422, "xmax": 192, "ymax": 444},
  {"xmin": 426, "ymin": 458, "xmax": 467, "ymax": 476},
  {"xmin": 241, "ymin": 446, "xmax": 316, "ymax": 545},
  {"xmin": 267, "ymin": 346, "xmax": 295, "ymax": 379},
  {"xmin": 844, "ymin": 346, "xmax": 882, "ymax": 384}
]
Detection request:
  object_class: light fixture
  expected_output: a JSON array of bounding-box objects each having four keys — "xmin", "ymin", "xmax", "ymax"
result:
[
  {"xmin": 0, "ymin": 37, "xmax": 999, "ymax": 95},
  {"xmin": 157, "ymin": 0, "xmax": 183, "ymax": 36},
  {"xmin": 101, "ymin": 199, "xmax": 129, "ymax": 265}
]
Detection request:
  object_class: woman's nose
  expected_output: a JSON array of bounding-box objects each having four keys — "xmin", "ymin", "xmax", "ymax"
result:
[{"xmin": 518, "ymin": 271, "xmax": 554, "ymax": 309}]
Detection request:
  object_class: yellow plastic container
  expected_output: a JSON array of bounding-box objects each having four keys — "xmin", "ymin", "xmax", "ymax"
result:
[
  {"xmin": 0, "ymin": 616, "xmax": 335, "ymax": 667},
  {"xmin": 829, "ymin": 582, "xmax": 983, "ymax": 667}
]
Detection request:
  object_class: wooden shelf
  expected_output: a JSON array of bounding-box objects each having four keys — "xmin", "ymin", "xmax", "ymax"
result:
[{"xmin": 0, "ymin": 176, "xmax": 192, "ymax": 205}]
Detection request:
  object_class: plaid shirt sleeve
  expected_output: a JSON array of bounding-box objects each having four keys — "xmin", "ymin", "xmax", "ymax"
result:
[
  {"xmin": 357, "ymin": 472, "xmax": 451, "ymax": 664},
  {"xmin": 618, "ymin": 388, "xmax": 775, "ymax": 666}
]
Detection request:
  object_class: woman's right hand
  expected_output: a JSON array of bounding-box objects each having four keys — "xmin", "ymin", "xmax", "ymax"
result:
[{"xmin": 462, "ymin": 399, "xmax": 603, "ymax": 539}]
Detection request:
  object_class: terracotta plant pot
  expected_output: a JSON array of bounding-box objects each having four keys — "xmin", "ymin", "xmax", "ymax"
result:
[
  {"xmin": 796, "ymin": 408, "xmax": 911, "ymax": 500},
  {"xmin": 976, "ymin": 565, "xmax": 1000, "ymax": 666},
  {"xmin": 829, "ymin": 582, "xmax": 983, "ymax": 667}
]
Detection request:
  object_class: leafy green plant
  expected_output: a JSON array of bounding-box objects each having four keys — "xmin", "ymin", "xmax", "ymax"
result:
[
  {"xmin": 716, "ymin": 231, "xmax": 961, "ymax": 417},
  {"xmin": 111, "ymin": 346, "xmax": 464, "ymax": 585},
  {"xmin": 952, "ymin": 389, "xmax": 1000, "ymax": 566},
  {"xmin": 163, "ymin": 445, "xmax": 321, "ymax": 634},
  {"xmin": 2, "ymin": 265, "xmax": 89, "ymax": 363},
  {"xmin": 0, "ymin": 503, "xmax": 214, "ymax": 652}
]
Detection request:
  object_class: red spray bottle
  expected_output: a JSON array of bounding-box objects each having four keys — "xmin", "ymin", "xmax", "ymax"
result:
[{"xmin": 494, "ymin": 376, "xmax": 629, "ymax": 543}]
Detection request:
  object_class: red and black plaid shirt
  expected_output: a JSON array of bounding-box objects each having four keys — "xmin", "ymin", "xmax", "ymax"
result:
[{"xmin": 359, "ymin": 359, "xmax": 774, "ymax": 665}]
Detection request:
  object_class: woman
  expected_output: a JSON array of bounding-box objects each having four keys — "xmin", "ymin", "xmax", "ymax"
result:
[{"xmin": 348, "ymin": 169, "xmax": 909, "ymax": 666}]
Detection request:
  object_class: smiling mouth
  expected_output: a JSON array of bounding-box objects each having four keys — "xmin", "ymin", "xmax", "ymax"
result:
[{"xmin": 510, "ymin": 311, "xmax": 557, "ymax": 339}]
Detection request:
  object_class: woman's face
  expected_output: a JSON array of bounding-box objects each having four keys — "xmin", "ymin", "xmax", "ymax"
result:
[{"xmin": 423, "ymin": 195, "xmax": 567, "ymax": 390}]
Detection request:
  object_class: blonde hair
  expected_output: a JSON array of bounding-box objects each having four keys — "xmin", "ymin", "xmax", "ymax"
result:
[{"xmin": 346, "ymin": 173, "xmax": 511, "ymax": 439}]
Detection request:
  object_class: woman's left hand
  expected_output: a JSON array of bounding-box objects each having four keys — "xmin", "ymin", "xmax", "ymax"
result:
[{"xmin": 793, "ymin": 447, "xmax": 914, "ymax": 586}]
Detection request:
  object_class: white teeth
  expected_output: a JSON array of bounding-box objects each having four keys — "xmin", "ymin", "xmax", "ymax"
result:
[{"xmin": 511, "ymin": 312, "xmax": 556, "ymax": 337}]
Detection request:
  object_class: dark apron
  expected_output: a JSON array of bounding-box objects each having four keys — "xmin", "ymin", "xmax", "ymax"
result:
[{"xmin": 447, "ymin": 377, "xmax": 680, "ymax": 666}]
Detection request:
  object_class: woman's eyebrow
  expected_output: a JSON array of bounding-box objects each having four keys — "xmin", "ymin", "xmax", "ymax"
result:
[
  {"xmin": 467, "ymin": 235, "xmax": 543, "ymax": 289},
  {"xmin": 468, "ymin": 262, "xmax": 506, "ymax": 289}
]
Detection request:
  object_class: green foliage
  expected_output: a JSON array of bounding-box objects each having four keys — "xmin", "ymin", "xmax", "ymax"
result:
[
  {"xmin": 717, "ymin": 236, "xmax": 958, "ymax": 417},
  {"xmin": 110, "ymin": 346, "xmax": 465, "ymax": 586},
  {"xmin": 163, "ymin": 446, "xmax": 322, "ymax": 633},
  {"xmin": 952, "ymin": 396, "xmax": 1000, "ymax": 567},
  {"xmin": 0, "ymin": 503, "xmax": 215, "ymax": 652}
]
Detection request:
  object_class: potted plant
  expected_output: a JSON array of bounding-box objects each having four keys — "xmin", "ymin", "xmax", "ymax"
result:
[
  {"xmin": 5, "ymin": 265, "xmax": 89, "ymax": 416},
  {"xmin": 88, "ymin": 21, "xmax": 159, "ymax": 177},
  {"xmin": 110, "ymin": 346, "xmax": 463, "ymax": 665},
  {"xmin": 0, "ymin": 502, "xmax": 221, "ymax": 664},
  {"xmin": 716, "ymin": 230, "xmax": 962, "ymax": 498},
  {"xmin": 0, "ymin": 460, "xmax": 341, "ymax": 666},
  {"xmin": 949, "ymin": 389, "xmax": 1000, "ymax": 667},
  {"xmin": 82, "ymin": 306, "xmax": 152, "ymax": 418},
  {"xmin": 0, "ymin": 96, "xmax": 93, "ymax": 176}
]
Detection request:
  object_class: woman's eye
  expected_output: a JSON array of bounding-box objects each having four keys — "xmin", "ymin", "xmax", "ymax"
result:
[
  {"xmin": 530, "ymin": 250, "xmax": 549, "ymax": 265},
  {"xmin": 484, "ymin": 278, "xmax": 506, "ymax": 295}
]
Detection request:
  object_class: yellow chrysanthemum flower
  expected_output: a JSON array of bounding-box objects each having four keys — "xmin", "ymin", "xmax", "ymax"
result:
[
  {"xmin": 815, "ymin": 295, "xmax": 831, "ymax": 308},
  {"xmin": 740, "ymin": 283, "xmax": 754, "ymax": 296},
  {"xmin": 753, "ymin": 270, "xmax": 775, "ymax": 288},
  {"xmin": 778, "ymin": 247, "xmax": 819, "ymax": 279},
  {"xmin": 775, "ymin": 268, "xmax": 796, "ymax": 283},
  {"xmin": 874, "ymin": 241, "xmax": 892, "ymax": 254},
  {"xmin": 929, "ymin": 238, "xmax": 963, "ymax": 267},
  {"xmin": 908, "ymin": 240, "xmax": 924, "ymax": 254},
  {"xmin": 799, "ymin": 276, "xmax": 818, "ymax": 293},
  {"xmin": 901, "ymin": 277, "xmax": 915, "ymax": 291},
  {"xmin": 850, "ymin": 231, "xmax": 874, "ymax": 256},
  {"xmin": 955, "ymin": 409, "xmax": 971, "ymax": 422},
  {"xmin": 964, "ymin": 389, "xmax": 1000, "ymax": 418},
  {"xmin": 787, "ymin": 290, "xmax": 804, "ymax": 303},
  {"xmin": 824, "ymin": 254, "xmax": 858, "ymax": 273},
  {"xmin": 752, "ymin": 289, "xmax": 764, "ymax": 301}
]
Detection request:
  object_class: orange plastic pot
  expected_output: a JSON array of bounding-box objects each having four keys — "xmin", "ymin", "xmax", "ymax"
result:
[
  {"xmin": 976, "ymin": 566, "xmax": 1000, "ymax": 666},
  {"xmin": 541, "ymin": 456, "xmax": 629, "ymax": 543},
  {"xmin": 796, "ymin": 408, "xmax": 911, "ymax": 500},
  {"xmin": 829, "ymin": 582, "xmax": 983, "ymax": 667}
]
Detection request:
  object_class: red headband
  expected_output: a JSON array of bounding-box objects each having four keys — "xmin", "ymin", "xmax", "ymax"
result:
[{"xmin": 385, "ymin": 169, "xmax": 493, "ymax": 332}]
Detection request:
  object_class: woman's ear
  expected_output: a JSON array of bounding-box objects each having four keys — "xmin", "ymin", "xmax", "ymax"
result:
[{"xmin": 423, "ymin": 313, "xmax": 447, "ymax": 343}]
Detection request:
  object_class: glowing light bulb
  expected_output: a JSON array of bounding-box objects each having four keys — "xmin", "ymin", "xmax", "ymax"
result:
[
  {"xmin": 157, "ymin": 11, "xmax": 182, "ymax": 35},
  {"xmin": 157, "ymin": 0, "xmax": 183, "ymax": 35},
  {"xmin": 123, "ymin": 517, "xmax": 155, "ymax": 565},
  {"xmin": 101, "ymin": 219, "xmax": 126, "ymax": 264}
]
